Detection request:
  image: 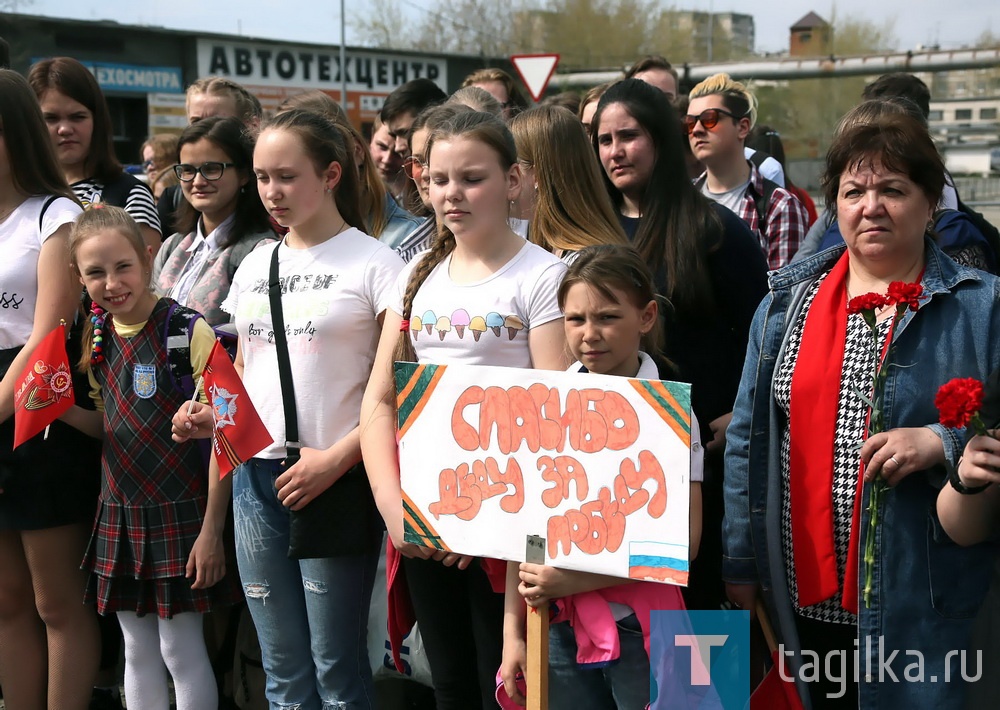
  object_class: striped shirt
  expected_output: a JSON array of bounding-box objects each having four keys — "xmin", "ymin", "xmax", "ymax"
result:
[{"xmin": 72, "ymin": 176, "xmax": 161, "ymax": 234}]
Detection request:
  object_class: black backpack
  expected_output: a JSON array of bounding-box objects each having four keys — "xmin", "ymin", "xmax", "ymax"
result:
[{"xmin": 956, "ymin": 195, "xmax": 1000, "ymax": 267}]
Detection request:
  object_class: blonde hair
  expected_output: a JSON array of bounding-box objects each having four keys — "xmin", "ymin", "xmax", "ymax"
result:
[
  {"xmin": 70, "ymin": 206, "xmax": 151, "ymax": 372},
  {"xmin": 393, "ymin": 110, "xmax": 515, "ymax": 365},
  {"xmin": 140, "ymin": 133, "xmax": 179, "ymax": 168},
  {"xmin": 185, "ymin": 76, "xmax": 262, "ymax": 124},
  {"xmin": 689, "ymin": 73, "xmax": 758, "ymax": 129},
  {"xmin": 509, "ymin": 105, "xmax": 626, "ymax": 254},
  {"xmin": 276, "ymin": 90, "xmax": 388, "ymax": 238}
]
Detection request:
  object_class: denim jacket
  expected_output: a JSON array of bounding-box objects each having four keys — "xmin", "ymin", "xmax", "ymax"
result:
[
  {"xmin": 723, "ymin": 238, "xmax": 1000, "ymax": 709},
  {"xmin": 378, "ymin": 193, "xmax": 424, "ymax": 251}
]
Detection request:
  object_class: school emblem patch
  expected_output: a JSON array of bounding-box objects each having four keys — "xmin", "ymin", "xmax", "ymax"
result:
[{"xmin": 133, "ymin": 364, "xmax": 157, "ymax": 399}]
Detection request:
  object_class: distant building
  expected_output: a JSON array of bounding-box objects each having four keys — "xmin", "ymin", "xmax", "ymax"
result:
[
  {"xmin": 789, "ymin": 12, "xmax": 832, "ymax": 57},
  {"xmin": 674, "ymin": 11, "xmax": 755, "ymax": 60}
]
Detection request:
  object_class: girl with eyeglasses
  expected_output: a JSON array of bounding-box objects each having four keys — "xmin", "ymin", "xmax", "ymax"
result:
[
  {"xmin": 592, "ymin": 78, "xmax": 768, "ymax": 611},
  {"xmin": 152, "ymin": 116, "xmax": 276, "ymax": 326},
  {"xmin": 29, "ymin": 57, "xmax": 162, "ymax": 252}
]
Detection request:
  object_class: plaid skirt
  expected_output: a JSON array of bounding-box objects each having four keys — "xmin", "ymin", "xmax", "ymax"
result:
[{"xmin": 83, "ymin": 498, "xmax": 242, "ymax": 618}]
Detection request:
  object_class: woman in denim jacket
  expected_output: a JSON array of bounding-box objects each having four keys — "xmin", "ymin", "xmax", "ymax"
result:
[{"xmin": 724, "ymin": 114, "xmax": 1000, "ymax": 709}]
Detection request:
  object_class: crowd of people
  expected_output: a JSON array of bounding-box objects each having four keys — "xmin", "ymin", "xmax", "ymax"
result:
[{"xmin": 0, "ymin": 46, "xmax": 998, "ymax": 710}]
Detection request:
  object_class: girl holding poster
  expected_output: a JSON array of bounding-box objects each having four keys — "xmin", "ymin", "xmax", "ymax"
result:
[
  {"xmin": 61, "ymin": 205, "xmax": 241, "ymax": 710},
  {"xmin": 499, "ymin": 244, "xmax": 704, "ymax": 709},
  {"xmin": 360, "ymin": 107, "xmax": 569, "ymax": 709}
]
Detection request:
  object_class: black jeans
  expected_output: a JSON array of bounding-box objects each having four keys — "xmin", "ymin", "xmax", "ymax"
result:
[{"xmin": 402, "ymin": 556, "xmax": 505, "ymax": 710}]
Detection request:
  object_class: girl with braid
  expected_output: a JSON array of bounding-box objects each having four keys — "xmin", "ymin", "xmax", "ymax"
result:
[{"xmin": 360, "ymin": 108, "xmax": 569, "ymax": 709}]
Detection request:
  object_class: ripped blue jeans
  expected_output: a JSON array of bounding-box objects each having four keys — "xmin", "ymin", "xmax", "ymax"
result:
[{"xmin": 233, "ymin": 458, "xmax": 378, "ymax": 710}]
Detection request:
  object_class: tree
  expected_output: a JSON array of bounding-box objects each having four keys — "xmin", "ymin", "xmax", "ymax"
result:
[{"xmin": 352, "ymin": 0, "xmax": 413, "ymax": 49}]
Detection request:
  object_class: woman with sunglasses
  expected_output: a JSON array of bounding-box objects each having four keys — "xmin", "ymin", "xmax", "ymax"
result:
[
  {"xmin": 152, "ymin": 117, "xmax": 276, "ymax": 327},
  {"xmin": 592, "ymin": 78, "xmax": 768, "ymax": 611},
  {"xmin": 29, "ymin": 57, "xmax": 161, "ymax": 252}
]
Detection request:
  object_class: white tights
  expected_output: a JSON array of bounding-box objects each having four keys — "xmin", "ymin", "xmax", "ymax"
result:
[{"xmin": 116, "ymin": 611, "xmax": 218, "ymax": 710}]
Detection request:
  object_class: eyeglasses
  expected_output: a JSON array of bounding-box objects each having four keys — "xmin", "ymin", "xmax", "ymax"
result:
[
  {"xmin": 142, "ymin": 159, "xmax": 156, "ymax": 171},
  {"xmin": 402, "ymin": 155, "xmax": 428, "ymax": 184},
  {"xmin": 173, "ymin": 162, "xmax": 237, "ymax": 182},
  {"xmin": 683, "ymin": 108, "xmax": 746, "ymax": 135}
]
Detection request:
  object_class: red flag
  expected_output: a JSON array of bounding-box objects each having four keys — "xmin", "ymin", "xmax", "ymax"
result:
[
  {"xmin": 202, "ymin": 340, "xmax": 272, "ymax": 478},
  {"xmin": 13, "ymin": 323, "xmax": 75, "ymax": 448}
]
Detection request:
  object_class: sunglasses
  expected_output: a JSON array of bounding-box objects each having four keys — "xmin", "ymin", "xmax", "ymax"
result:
[
  {"xmin": 402, "ymin": 155, "xmax": 428, "ymax": 184},
  {"xmin": 173, "ymin": 162, "xmax": 237, "ymax": 182},
  {"xmin": 683, "ymin": 107, "xmax": 746, "ymax": 135},
  {"xmin": 142, "ymin": 159, "xmax": 157, "ymax": 170}
]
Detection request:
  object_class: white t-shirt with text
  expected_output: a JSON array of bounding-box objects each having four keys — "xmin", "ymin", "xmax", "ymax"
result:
[
  {"xmin": 223, "ymin": 228, "xmax": 403, "ymax": 459},
  {"xmin": 0, "ymin": 196, "xmax": 82, "ymax": 349}
]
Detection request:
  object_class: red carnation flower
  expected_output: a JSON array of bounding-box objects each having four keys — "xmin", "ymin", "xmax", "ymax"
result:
[
  {"xmin": 887, "ymin": 281, "xmax": 923, "ymax": 311},
  {"xmin": 847, "ymin": 292, "xmax": 888, "ymax": 315},
  {"xmin": 935, "ymin": 377, "xmax": 985, "ymax": 429}
]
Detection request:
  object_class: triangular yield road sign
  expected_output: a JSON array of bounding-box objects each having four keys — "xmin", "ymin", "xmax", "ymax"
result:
[{"xmin": 510, "ymin": 54, "xmax": 560, "ymax": 102}]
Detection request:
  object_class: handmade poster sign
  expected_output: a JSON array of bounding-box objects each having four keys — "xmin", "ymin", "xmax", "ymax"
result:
[{"xmin": 395, "ymin": 362, "xmax": 692, "ymax": 585}]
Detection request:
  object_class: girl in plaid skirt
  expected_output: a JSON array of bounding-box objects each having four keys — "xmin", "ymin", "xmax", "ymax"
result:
[{"xmin": 61, "ymin": 206, "xmax": 241, "ymax": 710}]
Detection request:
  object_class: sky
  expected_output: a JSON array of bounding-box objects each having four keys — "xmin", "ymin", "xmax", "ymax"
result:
[{"xmin": 16, "ymin": 0, "xmax": 1000, "ymax": 58}]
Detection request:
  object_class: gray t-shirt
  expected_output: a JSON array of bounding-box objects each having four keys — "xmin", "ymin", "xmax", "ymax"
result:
[{"xmin": 701, "ymin": 178, "xmax": 751, "ymax": 215}]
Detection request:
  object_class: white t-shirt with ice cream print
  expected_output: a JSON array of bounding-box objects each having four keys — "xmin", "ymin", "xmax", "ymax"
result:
[
  {"xmin": 223, "ymin": 228, "xmax": 403, "ymax": 459},
  {"xmin": 394, "ymin": 241, "xmax": 566, "ymax": 368}
]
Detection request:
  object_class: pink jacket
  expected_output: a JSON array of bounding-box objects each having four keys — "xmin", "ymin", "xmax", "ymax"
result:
[{"xmin": 551, "ymin": 581, "xmax": 686, "ymax": 666}]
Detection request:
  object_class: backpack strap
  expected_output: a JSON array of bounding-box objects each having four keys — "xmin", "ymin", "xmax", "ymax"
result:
[
  {"xmin": 38, "ymin": 195, "xmax": 60, "ymax": 233},
  {"xmin": 161, "ymin": 301, "xmax": 204, "ymax": 398},
  {"xmin": 751, "ymin": 176, "xmax": 779, "ymax": 236}
]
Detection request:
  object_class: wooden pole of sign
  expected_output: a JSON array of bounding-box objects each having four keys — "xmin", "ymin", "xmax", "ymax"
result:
[{"xmin": 525, "ymin": 535, "xmax": 549, "ymax": 710}]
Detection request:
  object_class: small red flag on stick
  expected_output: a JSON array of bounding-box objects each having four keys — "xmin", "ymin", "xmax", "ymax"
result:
[
  {"xmin": 202, "ymin": 340, "xmax": 272, "ymax": 478},
  {"xmin": 13, "ymin": 322, "xmax": 75, "ymax": 449}
]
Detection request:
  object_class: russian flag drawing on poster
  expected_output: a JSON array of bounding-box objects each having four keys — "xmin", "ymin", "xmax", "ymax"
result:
[{"xmin": 629, "ymin": 541, "xmax": 689, "ymax": 585}]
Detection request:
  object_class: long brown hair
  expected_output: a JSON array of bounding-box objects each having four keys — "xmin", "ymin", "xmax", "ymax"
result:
[
  {"xmin": 28, "ymin": 57, "xmax": 123, "ymax": 184},
  {"xmin": 258, "ymin": 109, "xmax": 367, "ymax": 234},
  {"xmin": 69, "ymin": 206, "xmax": 152, "ymax": 372},
  {"xmin": 593, "ymin": 79, "xmax": 721, "ymax": 316},
  {"xmin": 276, "ymin": 90, "xmax": 388, "ymax": 238},
  {"xmin": 392, "ymin": 109, "xmax": 516, "ymax": 366},
  {"xmin": 0, "ymin": 70, "xmax": 76, "ymax": 201},
  {"xmin": 510, "ymin": 105, "xmax": 627, "ymax": 254}
]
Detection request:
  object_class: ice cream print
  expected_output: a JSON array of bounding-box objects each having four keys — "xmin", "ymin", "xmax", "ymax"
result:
[{"xmin": 407, "ymin": 308, "xmax": 530, "ymax": 343}]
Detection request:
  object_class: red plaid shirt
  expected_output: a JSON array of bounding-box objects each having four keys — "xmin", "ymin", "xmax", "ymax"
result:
[{"xmin": 698, "ymin": 162, "xmax": 808, "ymax": 270}]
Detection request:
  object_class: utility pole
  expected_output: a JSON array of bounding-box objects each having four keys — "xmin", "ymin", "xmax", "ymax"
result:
[{"xmin": 340, "ymin": 0, "xmax": 347, "ymax": 108}]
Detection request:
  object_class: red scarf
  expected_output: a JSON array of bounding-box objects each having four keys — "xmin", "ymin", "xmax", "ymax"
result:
[{"xmin": 789, "ymin": 253, "xmax": 861, "ymax": 613}]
